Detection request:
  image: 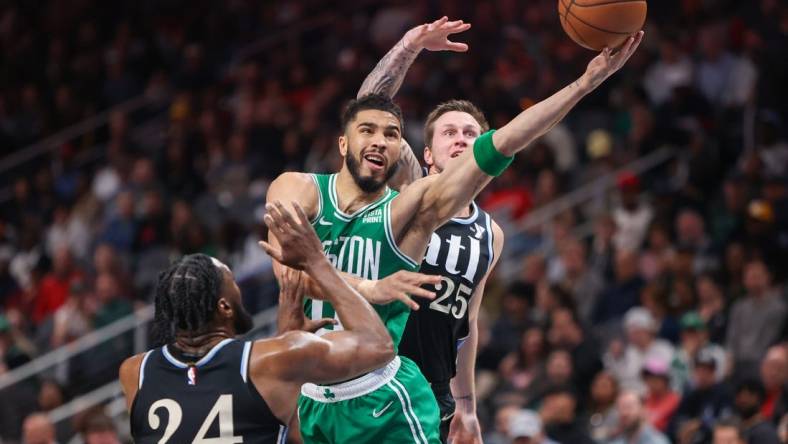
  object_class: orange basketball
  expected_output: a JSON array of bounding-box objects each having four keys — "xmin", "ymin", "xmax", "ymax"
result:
[{"xmin": 558, "ymin": 0, "xmax": 647, "ymax": 51}]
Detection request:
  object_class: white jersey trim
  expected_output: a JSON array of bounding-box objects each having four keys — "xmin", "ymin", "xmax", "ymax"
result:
[{"xmin": 300, "ymin": 357, "xmax": 400, "ymax": 402}]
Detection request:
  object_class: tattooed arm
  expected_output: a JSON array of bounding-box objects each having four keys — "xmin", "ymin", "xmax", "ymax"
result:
[
  {"xmin": 357, "ymin": 16, "xmax": 471, "ymax": 99},
  {"xmin": 359, "ymin": 17, "xmax": 471, "ymax": 189}
]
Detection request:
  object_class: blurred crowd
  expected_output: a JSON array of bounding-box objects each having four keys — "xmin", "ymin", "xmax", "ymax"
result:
[{"xmin": 0, "ymin": 0, "xmax": 787, "ymax": 443}]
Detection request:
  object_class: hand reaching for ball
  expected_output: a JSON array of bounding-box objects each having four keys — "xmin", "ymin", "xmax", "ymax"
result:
[{"xmin": 580, "ymin": 31, "xmax": 643, "ymax": 91}]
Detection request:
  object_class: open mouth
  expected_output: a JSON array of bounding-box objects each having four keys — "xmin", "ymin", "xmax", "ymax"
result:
[{"xmin": 363, "ymin": 152, "xmax": 386, "ymax": 171}]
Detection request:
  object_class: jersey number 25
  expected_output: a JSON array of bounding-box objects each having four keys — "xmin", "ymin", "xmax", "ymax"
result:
[{"xmin": 429, "ymin": 277, "xmax": 470, "ymax": 319}]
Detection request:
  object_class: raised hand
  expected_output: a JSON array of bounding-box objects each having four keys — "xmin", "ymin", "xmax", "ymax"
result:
[
  {"xmin": 259, "ymin": 201, "xmax": 324, "ymax": 270},
  {"xmin": 277, "ymin": 266, "xmax": 336, "ymax": 334},
  {"xmin": 356, "ymin": 270, "xmax": 441, "ymax": 310},
  {"xmin": 403, "ymin": 16, "xmax": 471, "ymax": 53},
  {"xmin": 580, "ymin": 31, "xmax": 644, "ymax": 91}
]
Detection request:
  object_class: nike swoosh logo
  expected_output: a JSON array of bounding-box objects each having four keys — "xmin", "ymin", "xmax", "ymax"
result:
[
  {"xmin": 318, "ymin": 217, "xmax": 332, "ymax": 226},
  {"xmin": 441, "ymin": 412, "xmax": 455, "ymax": 422},
  {"xmin": 372, "ymin": 401, "xmax": 394, "ymax": 418}
]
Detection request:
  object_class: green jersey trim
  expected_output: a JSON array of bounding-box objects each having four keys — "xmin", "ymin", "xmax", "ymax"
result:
[
  {"xmin": 383, "ymin": 200, "xmax": 419, "ymax": 268},
  {"xmin": 328, "ymin": 174, "xmax": 392, "ymax": 222},
  {"xmin": 308, "ymin": 174, "xmax": 323, "ymax": 224}
]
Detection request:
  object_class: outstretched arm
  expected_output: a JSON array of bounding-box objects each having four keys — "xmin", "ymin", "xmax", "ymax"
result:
[
  {"xmin": 358, "ymin": 17, "xmax": 471, "ymax": 190},
  {"xmin": 391, "ymin": 32, "xmax": 644, "ymax": 261},
  {"xmin": 357, "ymin": 16, "xmax": 470, "ymax": 99}
]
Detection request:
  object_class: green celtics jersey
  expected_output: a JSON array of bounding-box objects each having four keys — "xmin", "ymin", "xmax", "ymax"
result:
[{"xmin": 305, "ymin": 173, "xmax": 419, "ymax": 349}]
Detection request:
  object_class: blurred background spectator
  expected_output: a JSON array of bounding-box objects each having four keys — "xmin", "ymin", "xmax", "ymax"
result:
[{"xmin": 0, "ymin": 0, "xmax": 786, "ymax": 442}]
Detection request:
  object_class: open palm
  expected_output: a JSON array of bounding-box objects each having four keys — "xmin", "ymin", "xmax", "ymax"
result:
[
  {"xmin": 583, "ymin": 31, "xmax": 644, "ymax": 90},
  {"xmin": 404, "ymin": 16, "xmax": 471, "ymax": 52}
]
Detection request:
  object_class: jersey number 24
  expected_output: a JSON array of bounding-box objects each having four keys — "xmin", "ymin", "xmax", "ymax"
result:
[{"xmin": 148, "ymin": 394, "xmax": 242, "ymax": 444}]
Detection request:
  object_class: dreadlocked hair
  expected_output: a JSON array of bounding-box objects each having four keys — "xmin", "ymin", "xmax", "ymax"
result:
[{"xmin": 152, "ymin": 254, "xmax": 223, "ymax": 347}]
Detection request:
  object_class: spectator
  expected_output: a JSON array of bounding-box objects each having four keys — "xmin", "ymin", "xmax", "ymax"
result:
[
  {"xmin": 675, "ymin": 208, "xmax": 718, "ymax": 274},
  {"xmin": 610, "ymin": 390, "xmax": 670, "ymax": 444},
  {"xmin": 22, "ymin": 412, "xmax": 57, "ymax": 444},
  {"xmin": 639, "ymin": 222, "xmax": 676, "ymax": 283},
  {"xmin": 36, "ymin": 380, "xmax": 64, "ymax": 412},
  {"xmin": 32, "ymin": 246, "xmax": 83, "ymax": 326},
  {"xmin": 507, "ymin": 409, "xmax": 559, "ymax": 444},
  {"xmin": 92, "ymin": 273, "xmax": 132, "ymax": 329},
  {"xmin": 726, "ymin": 260, "xmax": 787, "ymax": 375},
  {"xmin": 498, "ymin": 327, "xmax": 547, "ymax": 397},
  {"xmin": 709, "ymin": 175, "xmax": 749, "ymax": 247},
  {"xmin": 546, "ymin": 307, "xmax": 602, "ymax": 396},
  {"xmin": 50, "ymin": 278, "xmax": 92, "ymax": 348},
  {"xmin": 491, "ymin": 282, "xmax": 536, "ymax": 355},
  {"xmin": 672, "ymin": 347, "xmax": 734, "ymax": 444},
  {"xmin": 713, "ymin": 419, "xmax": 746, "ymax": 444},
  {"xmin": 695, "ymin": 274, "xmax": 728, "ymax": 345},
  {"xmin": 640, "ymin": 283, "xmax": 680, "ymax": 344},
  {"xmin": 588, "ymin": 371, "xmax": 620, "ymax": 443},
  {"xmin": 589, "ymin": 214, "xmax": 617, "ymax": 282},
  {"xmin": 605, "ymin": 307, "xmax": 675, "ymax": 392},
  {"xmin": 81, "ymin": 412, "xmax": 121, "ymax": 444},
  {"xmin": 734, "ymin": 379, "xmax": 781, "ymax": 444},
  {"xmin": 44, "ymin": 204, "xmax": 90, "ymax": 262},
  {"xmin": 643, "ymin": 357, "xmax": 681, "ymax": 432},
  {"xmin": 99, "ymin": 190, "xmax": 137, "ymax": 254},
  {"xmin": 554, "ymin": 238, "xmax": 604, "ymax": 324},
  {"xmin": 760, "ymin": 346, "xmax": 788, "ymax": 422},
  {"xmin": 671, "ymin": 311, "xmax": 728, "ymax": 392},
  {"xmin": 643, "ymin": 35, "xmax": 693, "ymax": 106},
  {"xmin": 540, "ymin": 386, "xmax": 594, "ymax": 444},
  {"xmin": 613, "ymin": 173, "xmax": 653, "ymax": 253},
  {"xmin": 0, "ymin": 311, "xmax": 35, "ymax": 370},
  {"xmin": 485, "ymin": 403, "xmax": 522, "ymax": 444},
  {"xmin": 593, "ymin": 250, "xmax": 646, "ymax": 329}
]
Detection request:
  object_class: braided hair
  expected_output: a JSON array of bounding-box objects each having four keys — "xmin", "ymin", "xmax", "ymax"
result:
[{"xmin": 152, "ymin": 254, "xmax": 224, "ymax": 346}]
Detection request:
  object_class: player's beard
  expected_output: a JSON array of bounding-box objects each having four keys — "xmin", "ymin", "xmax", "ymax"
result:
[
  {"xmin": 232, "ymin": 300, "xmax": 254, "ymax": 335},
  {"xmin": 346, "ymin": 150, "xmax": 399, "ymax": 193}
]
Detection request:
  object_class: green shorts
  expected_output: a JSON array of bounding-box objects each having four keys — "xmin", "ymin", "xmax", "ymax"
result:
[{"xmin": 298, "ymin": 356, "xmax": 440, "ymax": 443}]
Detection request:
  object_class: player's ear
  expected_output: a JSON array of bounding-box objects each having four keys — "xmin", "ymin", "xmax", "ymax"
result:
[
  {"xmin": 217, "ymin": 298, "xmax": 233, "ymax": 318},
  {"xmin": 338, "ymin": 134, "xmax": 348, "ymax": 157},
  {"xmin": 423, "ymin": 146, "xmax": 434, "ymax": 167}
]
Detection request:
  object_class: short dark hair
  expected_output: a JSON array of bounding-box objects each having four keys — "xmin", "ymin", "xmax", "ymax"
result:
[
  {"xmin": 341, "ymin": 94, "xmax": 403, "ymax": 132},
  {"xmin": 424, "ymin": 100, "xmax": 490, "ymax": 147},
  {"xmin": 735, "ymin": 378, "xmax": 766, "ymax": 400},
  {"xmin": 153, "ymin": 254, "xmax": 224, "ymax": 345}
]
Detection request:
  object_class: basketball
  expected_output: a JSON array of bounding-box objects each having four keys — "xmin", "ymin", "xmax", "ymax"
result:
[{"xmin": 558, "ymin": 0, "xmax": 647, "ymax": 51}]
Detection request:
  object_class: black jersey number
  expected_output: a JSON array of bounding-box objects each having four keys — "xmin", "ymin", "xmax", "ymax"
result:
[
  {"xmin": 429, "ymin": 277, "xmax": 471, "ymax": 319},
  {"xmin": 148, "ymin": 394, "xmax": 242, "ymax": 443}
]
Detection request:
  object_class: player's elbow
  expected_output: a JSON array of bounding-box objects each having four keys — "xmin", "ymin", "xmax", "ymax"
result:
[{"xmin": 363, "ymin": 334, "xmax": 395, "ymax": 370}]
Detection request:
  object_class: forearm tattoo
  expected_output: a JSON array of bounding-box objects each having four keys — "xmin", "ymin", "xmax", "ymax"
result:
[{"xmin": 358, "ymin": 39, "xmax": 420, "ymax": 98}]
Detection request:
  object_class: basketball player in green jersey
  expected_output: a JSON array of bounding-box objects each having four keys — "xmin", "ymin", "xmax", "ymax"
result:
[{"xmin": 264, "ymin": 14, "xmax": 643, "ymax": 442}]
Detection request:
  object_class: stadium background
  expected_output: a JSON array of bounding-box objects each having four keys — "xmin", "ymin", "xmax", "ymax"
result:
[{"xmin": 0, "ymin": 0, "xmax": 786, "ymax": 442}]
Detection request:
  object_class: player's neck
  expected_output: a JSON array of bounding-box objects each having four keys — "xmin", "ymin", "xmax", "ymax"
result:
[
  {"xmin": 173, "ymin": 330, "xmax": 233, "ymax": 357},
  {"xmin": 335, "ymin": 169, "xmax": 388, "ymax": 213}
]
